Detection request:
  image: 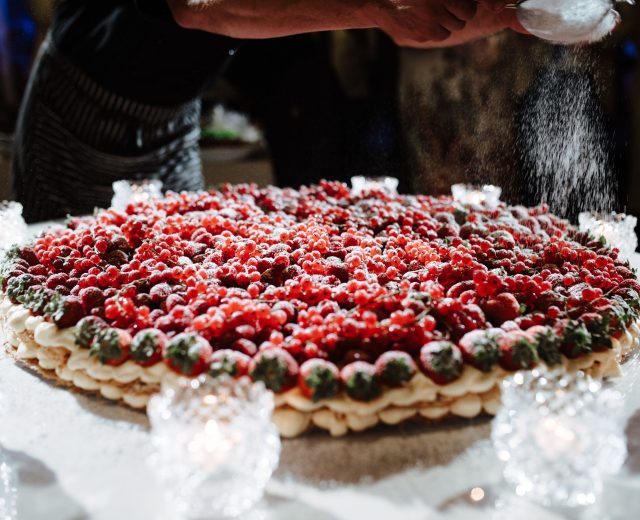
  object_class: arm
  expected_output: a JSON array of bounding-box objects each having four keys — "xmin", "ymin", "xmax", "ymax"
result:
[
  {"xmin": 166, "ymin": 0, "xmax": 488, "ymax": 46},
  {"xmin": 166, "ymin": 0, "xmax": 374, "ymax": 37},
  {"xmin": 406, "ymin": 2, "xmax": 527, "ymax": 48}
]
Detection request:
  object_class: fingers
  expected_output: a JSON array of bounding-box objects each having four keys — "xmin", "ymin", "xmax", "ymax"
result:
[
  {"xmin": 494, "ymin": 4, "xmax": 529, "ymax": 33},
  {"xmin": 429, "ymin": 24, "xmax": 453, "ymax": 41},
  {"xmin": 480, "ymin": 0, "xmax": 512, "ymax": 12},
  {"xmin": 411, "ymin": 23, "xmax": 453, "ymax": 43},
  {"xmin": 392, "ymin": 23, "xmax": 452, "ymax": 46},
  {"xmin": 395, "ymin": 14, "xmax": 452, "ymax": 44},
  {"xmin": 444, "ymin": 0, "xmax": 478, "ymax": 21},
  {"xmin": 440, "ymin": 8, "xmax": 468, "ymax": 31}
]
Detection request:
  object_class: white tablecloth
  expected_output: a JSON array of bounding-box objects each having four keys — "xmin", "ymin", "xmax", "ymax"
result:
[{"xmin": 2, "ymin": 226, "xmax": 640, "ymax": 520}]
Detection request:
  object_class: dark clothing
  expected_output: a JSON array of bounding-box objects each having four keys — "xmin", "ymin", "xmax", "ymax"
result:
[
  {"xmin": 52, "ymin": 0, "xmax": 238, "ymax": 105},
  {"xmin": 12, "ymin": 0, "xmax": 236, "ymax": 222},
  {"xmin": 12, "ymin": 38, "xmax": 204, "ymax": 222}
]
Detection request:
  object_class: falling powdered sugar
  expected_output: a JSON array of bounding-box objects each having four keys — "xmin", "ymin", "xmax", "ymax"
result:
[
  {"xmin": 516, "ymin": 0, "xmax": 625, "ymax": 45},
  {"xmin": 517, "ymin": 49, "xmax": 617, "ymax": 219}
]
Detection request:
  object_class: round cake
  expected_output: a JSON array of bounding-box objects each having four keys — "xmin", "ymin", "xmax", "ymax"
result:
[{"xmin": 1, "ymin": 182, "xmax": 639, "ymax": 437}]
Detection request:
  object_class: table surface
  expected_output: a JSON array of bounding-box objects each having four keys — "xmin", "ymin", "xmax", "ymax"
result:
[{"xmin": 2, "ymin": 225, "xmax": 640, "ymax": 520}]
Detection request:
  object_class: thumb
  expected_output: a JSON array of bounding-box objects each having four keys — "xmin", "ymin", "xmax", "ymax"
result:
[
  {"xmin": 489, "ymin": 2, "xmax": 530, "ymax": 34},
  {"xmin": 480, "ymin": 0, "xmax": 512, "ymax": 12}
]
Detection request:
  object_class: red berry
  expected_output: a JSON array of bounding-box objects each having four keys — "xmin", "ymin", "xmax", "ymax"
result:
[
  {"xmin": 130, "ymin": 328, "xmax": 166, "ymax": 366},
  {"xmin": 249, "ymin": 347, "xmax": 299, "ymax": 393},
  {"xmin": 163, "ymin": 332, "xmax": 212, "ymax": 376},
  {"xmin": 298, "ymin": 359, "xmax": 340, "ymax": 401},
  {"xmin": 419, "ymin": 341, "xmax": 463, "ymax": 385},
  {"xmin": 483, "ymin": 293, "xmax": 521, "ymax": 325},
  {"xmin": 209, "ymin": 349, "xmax": 252, "ymax": 378},
  {"xmin": 498, "ymin": 331, "xmax": 538, "ymax": 371},
  {"xmin": 340, "ymin": 362, "xmax": 382, "ymax": 402},
  {"xmin": 374, "ymin": 351, "xmax": 417, "ymax": 387},
  {"xmin": 89, "ymin": 328, "xmax": 131, "ymax": 366}
]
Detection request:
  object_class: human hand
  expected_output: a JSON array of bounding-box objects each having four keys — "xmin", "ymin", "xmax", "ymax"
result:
[{"xmin": 366, "ymin": 0, "xmax": 528, "ymax": 48}]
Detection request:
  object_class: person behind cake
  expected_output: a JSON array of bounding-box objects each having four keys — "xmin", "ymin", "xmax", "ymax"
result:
[{"xmin": 12, "ymin": 0, "xmax": 525, "ymax": 222}]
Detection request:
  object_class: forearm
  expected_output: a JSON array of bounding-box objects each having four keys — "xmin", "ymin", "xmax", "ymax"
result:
[{"xmin": 166, "ymin": 0, "xmax": 376, "ymax": 38}]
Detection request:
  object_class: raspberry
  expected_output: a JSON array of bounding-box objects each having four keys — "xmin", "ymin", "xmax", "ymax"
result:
[
  {"xmin": 150, "ymin": 283, "xmax": 172, "ymax": 304},
  {"xmin": 79, "ymin": 287, "xmax": 105, "ymax": 311},
  {"xmin": 483, "ymin": 293, "xmax": 521, "ymax": 325}
]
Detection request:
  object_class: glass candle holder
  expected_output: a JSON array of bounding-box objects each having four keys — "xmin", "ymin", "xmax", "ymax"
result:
[
  {"xmin": 111, "ymin": 179, "xmax": 163, "ymax": 211},
  {"xmin": 578, "ymin": 211, "xmax": 638, "ymax": 261},
  {"xmin": 0, "ymin": 201, "xmax": 28, "ymax": 252},
  {"xmin": 350, "ymin": 176, "xmax": 399, "ymax": 197},
  {"xmin": 492, "ymin": 368, "xmax": 626, "ymax": 508},
  {"xmin": 0, "ymin": 392, "xmax": 17, "ymax": 520},
  {"xmin": 0, "ymin": 456, "xmax": 17, "ymax": 520},
  {"xmin": 147, "ymin": 375, "xmax": 280, "ymax": 519},
  {"xmin": 451, "ymin": 184, "xmax": 502, "ymax": 208}
]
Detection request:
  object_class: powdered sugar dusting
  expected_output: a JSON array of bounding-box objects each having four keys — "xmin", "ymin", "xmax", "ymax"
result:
[
  {"xmin": 517, "ymin": 0, "xmax": 621, "ymax": 44},
  {"xmin": 517, "ymin": 49, "xmax": 617, "ymax": 219}
]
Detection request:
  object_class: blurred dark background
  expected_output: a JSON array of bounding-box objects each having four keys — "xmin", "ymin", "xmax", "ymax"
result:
[{"xmin": 1, "ymin": 1, "xmax": 639, "ymax": 225}]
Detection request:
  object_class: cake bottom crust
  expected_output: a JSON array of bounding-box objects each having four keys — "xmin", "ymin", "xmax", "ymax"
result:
[{"xmin": 2, "ymin": 297, "xmax": 639, "ymax": 437}]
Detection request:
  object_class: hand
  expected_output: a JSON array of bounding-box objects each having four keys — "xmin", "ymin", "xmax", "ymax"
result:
[
  {"xmin": 367, "ymin": 0, "xmax": 528, "ymax": 48},
  {"xmin": 364, "ymin": 0, "xmax": 478, "ymax": 45},
  {"xmin": 165, "ymin": 0, "xmax": 526, "ymax": 45}
]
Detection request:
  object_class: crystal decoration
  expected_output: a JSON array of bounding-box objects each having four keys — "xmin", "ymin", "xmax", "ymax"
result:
[
  {"xmin": 578, "ymin": 211, "xmax": 637, "ymax": 261},
  {"xmin": 0, "ymin": 458, "xmax": 17, "ymax": 520},
  {"xmin": 492, "ymin": 368, "xmax": 626, "ymax": 507},
  {"xmin": 0, "ymin": 201, "xmax": 28, "ymax": 252},
  {"xmin": 111, "ymin": 179, "xmax": 163, "ymax": 211},
  {"xmin": 0, "ymin": 391, "xmax": 17, "ymax": 520},
  {"xmin": 350, "ymin": 176, "xmax": 399, "ymax": 197},
  {"xmin": 451, "ymin": 184, "xmax": 502, "ymax": 208},
  {"xmin": 147, "ymin": 375, "xmax": 280, "ymax": 519}
]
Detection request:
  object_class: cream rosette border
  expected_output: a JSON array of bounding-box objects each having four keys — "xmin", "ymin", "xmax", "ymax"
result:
[{"xmin": 2, "ymin": 294, "xmax": 639, "ymax": 437}]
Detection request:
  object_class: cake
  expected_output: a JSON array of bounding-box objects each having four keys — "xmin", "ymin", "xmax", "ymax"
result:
[{"xmin": 1, "ymin": 182, "xmax": 639, "ymax": 437}]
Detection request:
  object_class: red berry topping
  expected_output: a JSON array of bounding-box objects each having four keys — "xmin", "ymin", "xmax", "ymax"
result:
[
  {"xmin": 1, "ymin": 181, "xmax": 637, "ymax": 404},
  {"xmin": 79, "ymin": 287, "xmax": 106, "ymax": 312}
]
